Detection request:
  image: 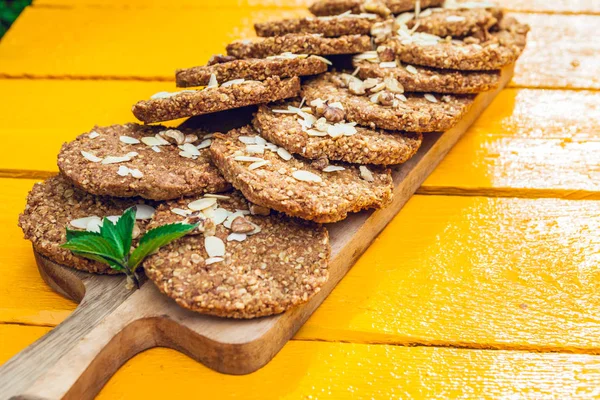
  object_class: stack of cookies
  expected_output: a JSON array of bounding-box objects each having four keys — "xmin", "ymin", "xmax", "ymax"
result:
[{"xmin": 19, "ymin": 0, "xmax": 529, "ymax": 319}]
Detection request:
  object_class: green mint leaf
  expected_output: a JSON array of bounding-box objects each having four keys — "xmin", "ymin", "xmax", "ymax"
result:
[
  {"xmin": 70, "ymin": 251, "xmax": 124, "ymax": 270},
  {"xmin": 128, "ymin": 223, "xmax": 197, "ymax": 272},
  {"xmin": 100, "ymin": 216, "xmax": 125, "ymax": 259},
  {"xmin": 115, "ymin": 206, "xmax": 136, "ymax": 257},
  {"xmin": 65, "ymin": 228, "xmax": 100, "ymax": 241},
  {"xmin": 62, "ymin": 235, "xmax": 124, "ymax": 266}
]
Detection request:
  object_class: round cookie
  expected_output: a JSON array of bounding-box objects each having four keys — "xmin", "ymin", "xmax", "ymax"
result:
[
  {"xmin": 209, "ymin": 126, "xmax": 394, "ymax": 223},
  {"xmin": 254, "ymin": 14, "xmax": 378, "ymax": 38},
  {"xmin": 301, "ymin": 72, "xmax": 474, "ymax": 132},
  {"xmin": 18, "ymin": 175, "xmax": 156, "ymax": 274},
  {"xmin": 384, "ymin": 16, "xmax": 529, "ymax": 70},
  {"xmin": 144, "ymin": 191, "xmax": 330, "ymax": 319},
  {"xmin": 308, "ymin": 0, "xmax": 444, "ymax": 17},
  {"xmin": 253, "ymin": 101, "xmax": 422, "ymax": 165},
  {"xmin": 132, "ymin": 76, "xmax": 300, "ymax": 123},
  {"xmin": 354, "ymin": 49, "xmax": 501, "ymax": 93},
  {"xmin": 58, "ymin": 124, "xmax": 230, "ymax": 200},
  {"xmin": 226, "ymin": 34, "xmax": 372, "ymax": 59},
  {"xmin": 176, "ymin": 54, "xmax": 329, "ymax": 88}
]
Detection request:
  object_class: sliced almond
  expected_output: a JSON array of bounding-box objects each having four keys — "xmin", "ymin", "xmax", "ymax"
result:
[
  {"xmin": 135, "ymin": 204, "xmax": 155, "ymax": 219},
  {"xmin": 227, "ymin": 233, "xmax": 247, "ymax": 242},
  {"xmin": 276, "ymin": 147, "xmax": 293, "ymax": 161},
  {"xmin": 81, "ymin": 150, "xmax": 102, "ymax": 163},
  {"xmin": 359, "ymin": 165, "xmax": 375, "ymax": 182},
  {"xmin": 323, "ymin": 165, "xmax": 345, "ymax": 172},
  {"xmin": 249, "ymin": 160, "xmax": 270, "ymax": 170},
  {"xmin": 119, "ymin": 136, "xmax": 141, "ymax": 144},
  {"xmin": 179, "ymin": 143, "xmax": 201, "ymax": 156},
  {"xmin": 189, "ymin": 197, "xmax": 218, "ymax": 211},
  {"xmin": 205, "ymin": 236, "xmax": 225, "ymax": 258},
  {"xmin": 292, "ymin": 170, "xmax": 323, "ymax": 183}
]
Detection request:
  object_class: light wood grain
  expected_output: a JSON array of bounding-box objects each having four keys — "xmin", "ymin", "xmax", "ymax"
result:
[
  {"xmin": 1, "ymin": 9, "xmax": 598, "ymax": 90},
  {"xmin": 0, "ymin": 66, "xmax": 513, "ymax": 400}
]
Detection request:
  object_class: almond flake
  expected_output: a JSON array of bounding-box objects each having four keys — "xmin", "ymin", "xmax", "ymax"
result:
[
  {"xmin": 309, "ymin": 55, "xmax": 332, "ymax": 65},
  {"xmin": 405, "ymin": 65, "xmax": 418, "ymax": 74},
  {"xmin": 150, "ymin": 90, "xmax": 195, "ymax": 99},
  {"xmin": 384, "ymin": 76, "xmax": 404, "ymax": 93},
  {"xmin": 245, "ymin": 144, "xmax": 265, "ymax": 154},
  {"xmin": 359, "ymin": 165, "xmax": 375, "ymax": 182},
  {"xmin": 276, "ymin": 147, "xmax": 293, "ymax": 161},
  {"xmin": 179, "ymin": 151, "xmax": 196, "ymax": 159},
  {"xmin": 69, "ymin": 216, "xmax": 100, "ymax": 230},
  {"xmin": 119, "ymin": 136, "xmax": 141, "ymax": 144},
  {"xmin": 141, "ymin": 136, "xmax": 165, "ymax": 147},
  {"xmin": 204, "ymin": 194, "xmax": 231, "ymax": 200},
  {"xmin": 211, "ymin": 208, "xmax": 231, "ymax": 225},
  {"xmin": 328, "ymin": 122, "xmax": 357, "ymax": 137},
  {"xmin": 207, "ymin": 73, "xmax": 218, "ymax": 88},
  {"xmin": 234, "ymin": 156, "xmax": 264, "ymax": 162},
  {"xmin": 248, "ymin": 160, "xmax": 270, "ymax": 170},
  {"xmin": 117, "ymin": 166, "xmax": 130, "ymax": 176},
  {"xmin": 102, "ymin": 155, "xmax": 134, "ymax": 164},
  {"xmin": 189, "ymin": 197, "xmax": 218, "ymax": 211},
  {"xmin": 205, "ymin": 236, "xmax": 225, "ymax": 257},
  {"xmin": 446, "ymin": 15, "xmax": 466, "ymax": 22},
  {"xmin": 227, "ymin": 233, "xmax": 247, "ymax": 242},
  {"xmin": 205, "ymin": 257, "xmax": 224, "ymax": 265},
  {"xmin": 86, "ymin": 217, "xmax": 103, "ymax": 233},
  {"xmin": 424, "ymin": 93, "xmax": 438, "ymax": 103},
  {"xmin": 221, "ymin": 78, "xmax": 245, "ymax": 87},
  {"xmin": 130, "ymin": 168, "xmax": 143, "ymax": 179},
  {"xmin": 171, "ymin": 208, "xmax": 191, "ymax": 217},
  {"xmin": 151, "ymin": 146, "xmax": 161, "ymax": 153},
  {"xmin": 135, "ymin": 204, "xmax": 155, "ymax": 219},
  {"xmin": 88, "ymin": 131, "xmax": 100, "ymax": 139},
  {"xmin": 379, "ymin": 61, "xmax": 397, "ymax": 68},
  {"xmin": 179, "ymin": 143, "xmax": 200, "ymax": 156},
  {"xmin": 160, "ymin": 129, "xmax": 185, "ymax": 145},
  {"xmin": 81, "ymin": 150, "xmax": 102, "ymax": 163},
  {"xmin": 292, "ymin": 170, "xmax": 323, "ymax": 183},
  {"xmin": 238, "ymin": 136, "xmax": 256, "ymax": 145},
  {"xmin": 254, "ymin": 136, "xmax": 267, "ymax": 145},
  {"xmin": 323, "ymin": 165, "xmax": 345, "ymax": 172},
  {"xmin": 196, "ymin": 139, "xmax": 212, "ymax": 150},
  {"xmin": 307, "ymin": 129, "xmax": 328, "ymax": 137}
]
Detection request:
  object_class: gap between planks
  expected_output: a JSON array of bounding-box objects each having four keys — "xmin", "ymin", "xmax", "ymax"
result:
[{"xmin": 4, "ymin": 170, "xmax": 600, "ymax": 201}]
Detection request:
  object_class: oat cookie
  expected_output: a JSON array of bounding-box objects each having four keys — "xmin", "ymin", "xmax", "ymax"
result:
[
  {"xmin": 253, "ymin": 101, "xmax": 422, "ymax": 165},
  {"xmin": 58, "ymin": 124, "xmax": 229, "ymax": 200},
  {"xmin": 354, "ymin": 49, "xmax": 501, "ymax": 93},
  {"xmin": 255, "ymin": 14, "xmax": 378, "ymax": 38},
  {"xmin": 210, "ymin": 126, "xmax": 393, "ymax": 223},
  {"xmin": 309, "ymin": 0, "xmax": 443, "ymax": 17},
  {"xmin": 144, "ymin": 191, "xmax": 330, "ymax": 318},
  {"xmin": 18, "ymin": 175, "xmax": 156, "ymax": 274},
  {"xmin": 226, "ymin": 34, "xmax": 372, "ymax": 59},
  {"xmin": 302, "ymin": 72, "xmax": 474, "ymax": 132},
  {"xmin": 385, "ymin": 16, "xmax": 529, "ymax": 70},
  {"xmin": 400, "ymin": 7, "xmax": 503, "ymax": 38},
  {"xmin": 176, "ymin": 54, "xmax": 328, "ymax": 88},
  {"xmin": 132, "ymin": 76, "xmax": 300, "ymax": 123}
]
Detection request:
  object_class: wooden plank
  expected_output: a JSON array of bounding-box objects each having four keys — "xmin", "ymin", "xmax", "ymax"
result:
[
  {"xmin": 98, "ymin": 342, "xmax": 600, "ymax": 399},
  {"xmin": 2, "ymin": 324, "xmax": 600, "ymax": 399},
  {"xmin": 2, "ymin": 79, "xmax": 599, "ymax": 198},
  {"xmin": 1, "ymin": 9, "xmax": 598, "ymax": 89},
  {"xmin": 297, "ymin": 195, "xmax": 600, "ymax": 352},
  {"xmin": 512, "ymin": 13, "xmax": 600, "ymax": 89},
  {"xmin": 0, "ymin": 179, "xmax": 76, "ymax": 326},
  {"xmin": 31, "ymin": 0, "xmax": 600, "ymax": 14},
  {"xmin": 0, "ymin": 71, "xmax": 511, "ymax": 399}
]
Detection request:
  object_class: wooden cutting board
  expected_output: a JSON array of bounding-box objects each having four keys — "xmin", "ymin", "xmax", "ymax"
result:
[{"xmin": 0, "ymin": 66, "xmax": 513, "ymax": 400}]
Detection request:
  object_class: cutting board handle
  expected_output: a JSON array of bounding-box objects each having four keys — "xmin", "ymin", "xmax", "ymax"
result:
[{"xmin": 0, "ymin": 252, "xmax": 138, "ymax": 400}]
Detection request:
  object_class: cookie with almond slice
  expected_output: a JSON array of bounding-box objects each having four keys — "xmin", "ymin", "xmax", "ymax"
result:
[
  {"xmin": 209, "ymin": 126, "xmax": 393, "ymax": 223},
  {"xmin": 308, "ymin": 0, "xmax": 443, "ymax": 17},
  {"xmin": 253, "ymin": 101, "xmax": 422, "ymax": 165},
  {"xmin": 144, "ymin": 191, "xmax": 330, "ymax": 319},
  {"xmin": 58, "ymin": 124, "xmax": 229, "ymax": 200},
  {"xmin": 384, "ymin": 16, "xmax": 529, "ymax": 70},
  {"xmin": 301, "ymin": 72, "xmax": 474, "ymax": 132},
  {"xmin": 254, "ymin": 13, "xmax": 379, "ymax": 38},
  {"xmin": 354, "ymin": 51, "xmax": 501, "ymax": 93},
  {"xmin": 18, "ymin": 175, "xmax": 155, "ymax": 274},
  {"xmin": 176, "ymin": 54, "xmax": 329, "ymax": 88},
  {"xmin": 226, "ymin": 34, "xmax": 371, "ymax": 59},
  {"xmin": 132, "ymin": 76, "xmax": 300, "ymax": 123}
]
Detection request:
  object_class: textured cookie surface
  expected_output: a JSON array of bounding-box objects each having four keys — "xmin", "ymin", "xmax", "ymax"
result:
[
  {"xmin": 253, "ymin": 101, "xmax": 422, "ymax": 165},
  {"xmin": 18, "ymin": 175, "xmax": 155, "ymax": 274},
  {"xmin": 58, "ymin": 124, "xmax": 229, "ymax": 200},
  {"xmin": 255, "ymin": 14, "xmax": 378, "ymax": 37},
  {"xmin": 354, "ymin": 50, "xmax": 501, "ymax": 93},
  {"xmin": 144, "ymin": 191, "xmax": 330, "ymax": 319},
  {"xmin": 301, "ymin": 72, "xmax": 474, "ymax": 132},
  {"xmin": 132, "ymin": 76, "xmax": 300, "ymax": 123},
  {"xmin": 385, "ymin": 16, "xmax": 529, "ymax": 70},
  {"xmin": 226, "ymin": 34, "xmax": 372, "ymax": 59},
  {"xmin": 210, "ymin": 126, "xmax": 393, "ymax": 223},
  {"xmin": 308, "ymin": 0, "xmax": 443, "ymax": 17},
  {"xmin": 402, "ymin": 7, "xmax": 503, "ymax": 38},
  {"xmin": 176, "ymin": 55, "xmax": 328, "ymax": 88}
]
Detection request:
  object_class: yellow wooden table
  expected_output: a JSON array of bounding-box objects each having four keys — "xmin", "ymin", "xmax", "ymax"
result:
[{"xmin": 1, "ymin": 1, "xmax": 600, "ymax": 398}]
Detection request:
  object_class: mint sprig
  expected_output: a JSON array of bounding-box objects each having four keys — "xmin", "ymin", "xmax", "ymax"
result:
[{"xmin": 62, "ymin": 206, "xmax": 196, "ymax": 288}]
